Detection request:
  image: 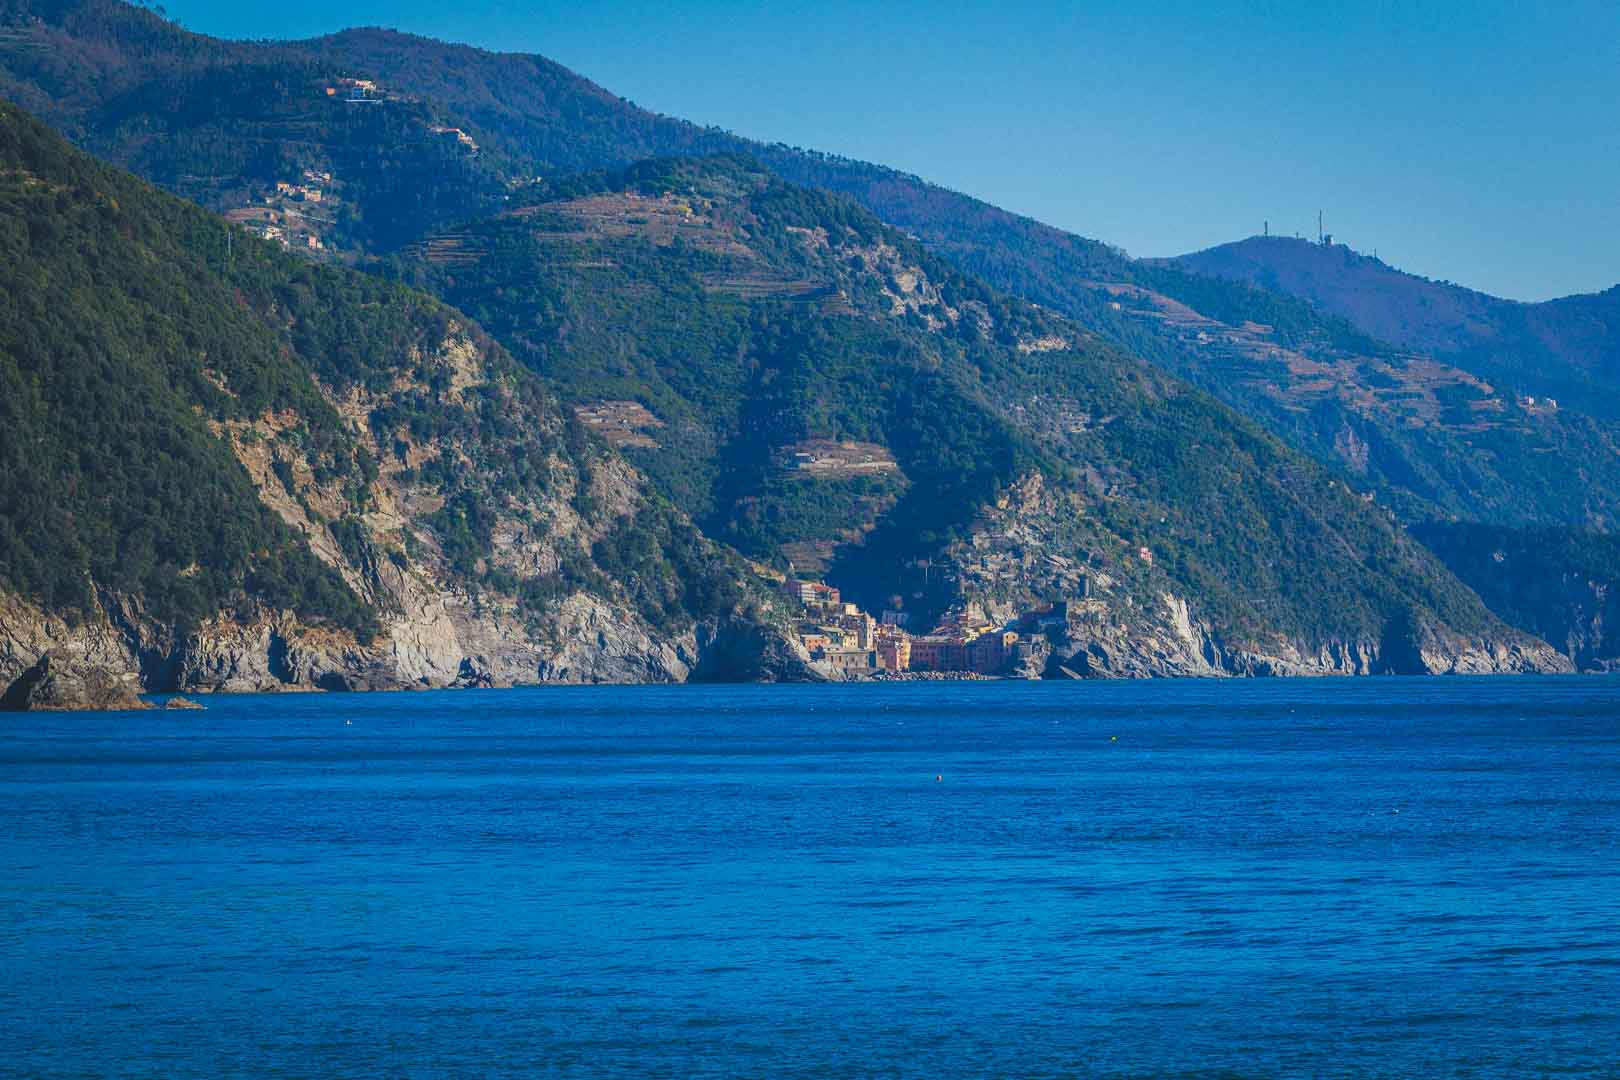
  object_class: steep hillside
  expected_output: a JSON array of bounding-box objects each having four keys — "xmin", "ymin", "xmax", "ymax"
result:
[
  {"xmin": 4, "ymin": 1, "xmax": 1615, "ymax": 540},
  {"xmin": 0, "ymin": 1, "xmax": 1604, "ymax": 674},
  {"xmin": 0, "ymin": 2, "xmax": 744, "ymax": 257},
  {"xmin": 0, "ymin": 100, "xmax": 806, "ymax": 703},
  {"xmin": 0, "ymin": 1, "xmax": 521, "ymax": 254},
  {"xmin": 768, "ymin": 160, "xmax": 1620, "ymax": 531},
  {"xmin": 1412, "ymin": 523, "xmax": 1620, "ymax": 672},
  {"xmin": 1174, "ymin": 236, "xmax": 1620, "ymax": 419},
  {"xmin": 388, "ymin": 155, "xmax": 1564, "ymax": 676}
]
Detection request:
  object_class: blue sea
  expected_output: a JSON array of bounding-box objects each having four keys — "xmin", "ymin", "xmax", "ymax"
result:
[{"xmin": 2, "ymin": 678, "xmax": 1618, "ymax": 1078}]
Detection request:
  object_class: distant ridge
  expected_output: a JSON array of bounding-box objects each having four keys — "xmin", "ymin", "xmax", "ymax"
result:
[{"xmin": 1171, "ymin": 236, "xmax": 1620, "ymax": 418}]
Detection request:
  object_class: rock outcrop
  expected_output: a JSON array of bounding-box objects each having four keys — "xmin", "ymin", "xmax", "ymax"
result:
[
  {"xmin": 688, "ymin": 617, "xmax": 821, "ymax": 683},
  {"xmin": 1, "ymin": 649, "xmax": 150, "ymax": 712},
  {"xmin": 0, "ymin": 585, "xmax": 817, "ymax": 709},
  {"xmin": 1047, "ymin": 608, "xmax": 1571, "ymax": 679},
  {"xmin": 940, "ymin": 474, "xmax": 1573, "ymax": 680}
]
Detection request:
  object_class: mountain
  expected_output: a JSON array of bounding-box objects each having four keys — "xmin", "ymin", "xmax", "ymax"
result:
[
  {"xmin": 0, "ymin": 0, "xmax": 1598, "ymax": 675},
  {"xmin": 0, "ymin": 99, "xmax": 811, "ymax": 705},
  {"xmin": 5, "ymin": 1, "xmax": 1618, "ymax": 542},
  {"xmin": 1172, "ymin": 236, "xmax": 1620, "ymax": 420},
  {"xmin": 769, "ymin": 168, "xmax": 1620, "ymax": 532},
  {"xmin": 383, "ymin": 153, "xmax": 1564, "ymax": 676},
  {"xmin": 1411, "ymin": 523, "xmax": 1620, "ymax": 673}
]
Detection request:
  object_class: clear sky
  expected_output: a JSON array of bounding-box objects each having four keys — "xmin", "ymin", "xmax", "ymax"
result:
[{"xmin": 160, "ymin": 0, "xmax": 1619, "ymax": 301}]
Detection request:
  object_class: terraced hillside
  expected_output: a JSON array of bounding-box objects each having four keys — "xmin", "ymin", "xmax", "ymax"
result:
[
  {"xmin": 4, "ymin": 1, "xmax": 1615, "ymax": 539},
  {"xmin": 1173, "ymin": 236, "xmax": 1620, "ymax": 420},
  {"xmin": 390, "ymin": 155, "xmax": 1563, "ymax": 676}
]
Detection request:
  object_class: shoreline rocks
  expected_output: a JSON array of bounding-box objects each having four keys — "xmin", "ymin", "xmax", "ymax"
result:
[{"xmin": 0, "ymin": 649, "xmax": 151, "ymax": 712}]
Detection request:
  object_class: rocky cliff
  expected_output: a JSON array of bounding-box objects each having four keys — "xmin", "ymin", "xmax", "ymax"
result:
[
  {"xmin": 0, "ymin": 322, "xmax": 819, "ymax": 700},
  {"xmin": 1411, "ymin": 523, "xmax": 1620, "ymax": 672},
  {"xmin": 937, "ymin": 474, "xmax": 1571, "ymax": 679},
  {"xmin": 0, "ymin": 102, "xmax": 815, "ymax": 706},
  {"xmin": 0, "ymin": 588, "xmax": 815, "ymax": 705}
]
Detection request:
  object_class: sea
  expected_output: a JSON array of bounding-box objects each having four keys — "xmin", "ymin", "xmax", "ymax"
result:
[{"xmin": 1, "ymin": 677, "xmax": 1617, "ymax": 1078}]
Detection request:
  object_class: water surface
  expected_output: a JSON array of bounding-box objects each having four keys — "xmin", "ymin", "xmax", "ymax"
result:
[{"xmin": 2, "ymin": 678, "xmax": 1618, "ymax": 1076}]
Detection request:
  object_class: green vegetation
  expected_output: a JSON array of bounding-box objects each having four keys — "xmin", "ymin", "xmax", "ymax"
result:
[
  {"xmin": 0, "ymin": 100, "xmax": 756, "ymax": 646},
  {"xmin": 389, "ymin": 159, "xmax": 1043, "ymax": 575},
  {"xmin": 1412, "ymin": 522, "xmax": 1620, "ymax": 668},
  {"xmin": 592, "ymin": 506, "xmax": 751, "ymax": 631},
  {"xmin": 0, "ymin": 99, "xmax": 373, "ymax": 636},
  {"xmin": 0, "ymin": 8, "xmax": 1563, "ymax": 655},
  {"xmin": 8, "ymin": 0, "xmax": 1614, "ymax": 544},
  {"xmin": 5, "ymin": 2, "xmax": 1615, "ymax": 544},
  {"xmin": 391, "ymin": 154, "xmax": 1507, "ymax": 646}
]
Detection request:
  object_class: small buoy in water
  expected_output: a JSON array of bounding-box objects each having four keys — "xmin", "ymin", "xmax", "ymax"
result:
[
  {"xmin": 1110, "ymin": 735, "xmax": 1118, "ymax": 742},
  {"xmin": 935, "ymin": 774, "xmax": 942, "ymax": 783}
]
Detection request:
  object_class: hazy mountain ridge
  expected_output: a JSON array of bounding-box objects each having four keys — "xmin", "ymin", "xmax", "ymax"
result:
[{"xmin": 1172, "ymin": 235, "xmax": 1620, "ymax": 419}]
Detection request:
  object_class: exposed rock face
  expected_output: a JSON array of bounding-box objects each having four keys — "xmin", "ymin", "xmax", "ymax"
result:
[
  {"xmin": 0, "ymin": 594, "xmax": 143, "ymax": 692},
  {"xmin": 1409, "ymin": 524, "xmax": 1620, "ymax": 673},
  {"xmin": 1, "ymin": 649, "xmax": 149, "ymax": 712},
  {"xmin": 1048, "ymin": 606, "xmax": 1571, "ymax": 679},
  {"xmin": 0, "ymin": 586, "xmax": 816, "ymax": 706},
  {"xmin": 530, "ymin": 595, "xmax": 694, "ymax": 684},
  {"xmin": 688, "ymin": 617, "xmax": 821, "ymax": 683},
  {"xmin": 943, "ymin": 473, "xmax": 1573, "ymax": 680},
  {"xmin": 97, "ymin": 324, "xmax": 819, "ymax": 696}
]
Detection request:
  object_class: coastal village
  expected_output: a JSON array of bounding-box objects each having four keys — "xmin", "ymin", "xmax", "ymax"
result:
[{"xmin": 782, "ymin": 577, "xmax": 1060, "ymax": 679}]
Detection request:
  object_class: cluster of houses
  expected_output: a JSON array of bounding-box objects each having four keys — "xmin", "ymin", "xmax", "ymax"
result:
[
  {"xmin": 786, "ymin": 440, "xmax": 897, "ymax": 476},
  {"xmin": 274, "ymin": 171, "xmax": 329, "ymax": 204},
  {"xmin": 785, "ymin": 579, "xmax": 1050, "ymax": 677},
  {"xmin": 320, "ymin": 77, "xmax": 477, "ymax": 154},
  {"xmin": 232, "ymin": 170, "xmax": 335, "ymax": 251},
  {"xmin": 428, "ymin": 124, "xmax": 480, "ymax": 154}
]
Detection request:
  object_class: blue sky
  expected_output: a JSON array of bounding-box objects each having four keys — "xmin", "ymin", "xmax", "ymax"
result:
[{"xmin": 162, "ymin": 0, "xmax": 1619, "ymax": 301}]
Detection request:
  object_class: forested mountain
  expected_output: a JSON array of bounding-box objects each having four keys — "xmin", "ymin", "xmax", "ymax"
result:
[
  {"xmin": 3, "ymin": 0, "xmax": 1616, "ymax": 540},
  {"xmin": 0, "ymin": 0, "xmax": 1604, "ymax": 674},
  {"xmin": 1412, "ymin": 523, "xmax": 1620, "ymax": 673},
  {"xmin": 757, "ymin": 164, "xmax": 1620, "ymax": 532},
  {"xmin": 383, "ymin": 153, "xmax": 1562, "ymax": 675},
  {"xmin": 1173, "ymin": 236, "xmax": 1620, "ymax": 420},
  {"xmin": 0, "ymin": 100, "xmax": 806, "ymax": 701}
]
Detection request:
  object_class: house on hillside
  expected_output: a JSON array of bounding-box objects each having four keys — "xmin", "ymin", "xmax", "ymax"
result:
[{"xmin": 784, "ymin": 578, "xmax": 840, "ymax": 608}]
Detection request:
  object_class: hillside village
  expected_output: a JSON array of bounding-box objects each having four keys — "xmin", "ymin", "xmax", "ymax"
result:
[
  {"xmin": 223, "ymin": 75, "xmax": 478, "ymax": 255},
  {"xmin": 224, "ymin": 167, "xmax": 335, "ymax": 252}
]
